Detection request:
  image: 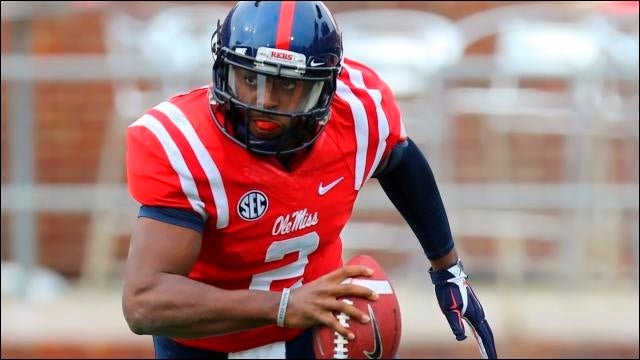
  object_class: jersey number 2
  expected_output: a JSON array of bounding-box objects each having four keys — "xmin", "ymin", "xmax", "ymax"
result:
[{"xmin": 249, "ymin": 232, "xmax": 320, "ymax": 291}]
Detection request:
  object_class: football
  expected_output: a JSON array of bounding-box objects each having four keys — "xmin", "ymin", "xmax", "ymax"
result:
[{"xmin": 313, "ymin": 254, "xmax": 402, "ymax": 359}]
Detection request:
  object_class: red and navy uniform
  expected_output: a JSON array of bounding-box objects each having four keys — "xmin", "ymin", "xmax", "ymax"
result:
[{"xmin": 126, "ymin": 58, "xmax": 407, "ymax": 353}]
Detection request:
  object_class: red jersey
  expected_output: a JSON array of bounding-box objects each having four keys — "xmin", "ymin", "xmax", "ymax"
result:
[{"xmin": 125, "ymin": 58, "xmax": 407, "ymax": 352}]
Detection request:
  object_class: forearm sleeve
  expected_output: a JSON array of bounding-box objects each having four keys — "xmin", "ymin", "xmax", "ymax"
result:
[{"xmin": 375, "ymin": 138, "xmax": 454, "ymax": 260}]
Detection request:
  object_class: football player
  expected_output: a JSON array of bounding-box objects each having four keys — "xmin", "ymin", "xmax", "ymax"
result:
[{"xmin": 122, "ymin": 1, "xmax": 498, "ymax": 359}]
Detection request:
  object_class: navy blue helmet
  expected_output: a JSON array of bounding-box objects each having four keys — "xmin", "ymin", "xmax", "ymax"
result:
[{"xmin": 210, "ymin": 1, "xmax": 343, "ymax": 156}]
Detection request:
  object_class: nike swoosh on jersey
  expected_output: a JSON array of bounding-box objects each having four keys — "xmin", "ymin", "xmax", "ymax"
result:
[
  {"xmin": 363, "ymin": 304, "xmax": 383, "ymax": 359},
  {"xmin": 318, "ymin": 177, "xmax": 344, "ymax": 195},
  {"xmin": 310, "ymin": 59, "xmax": 325, "ymax": 66}
]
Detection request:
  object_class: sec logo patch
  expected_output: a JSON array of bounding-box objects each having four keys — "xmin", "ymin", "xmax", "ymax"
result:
[{"xmin": 237, "ymin": 190, "xmax": 268, "ymax": 221}]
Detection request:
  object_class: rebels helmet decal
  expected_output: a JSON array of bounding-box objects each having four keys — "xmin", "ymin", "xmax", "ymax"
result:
[{"xmin": 237, "ymin": 190, "xmax": 269, "ymax": 221}]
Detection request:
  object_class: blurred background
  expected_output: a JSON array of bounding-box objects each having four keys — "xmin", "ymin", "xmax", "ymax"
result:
[{"xmin": 1, "ymin": 1, "xmax": 638, "ymax": 358}]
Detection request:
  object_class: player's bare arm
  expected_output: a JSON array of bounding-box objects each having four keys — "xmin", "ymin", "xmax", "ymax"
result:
[
  {"xmin": 123, "ymin": 217, "xmax": 376, "ymax": 339},
  {"xmin": 123, "ymin": 217, "xmax": 278, "ymax": 338}
]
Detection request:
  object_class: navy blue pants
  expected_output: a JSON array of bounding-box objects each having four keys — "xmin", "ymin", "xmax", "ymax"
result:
[{"xmin": 153, "ymin": 327, "xmax": 315, "ymax": 359}]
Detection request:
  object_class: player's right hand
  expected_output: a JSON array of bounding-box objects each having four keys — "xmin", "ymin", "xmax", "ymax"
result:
[{"xmin": 284, "ymin": 265, "xmax": 379, "ymax": 340}]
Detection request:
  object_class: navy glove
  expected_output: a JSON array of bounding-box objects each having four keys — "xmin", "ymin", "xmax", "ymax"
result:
[{"xmin": 429, "ymin": 259, "xmax": 497, "ymax": 359}]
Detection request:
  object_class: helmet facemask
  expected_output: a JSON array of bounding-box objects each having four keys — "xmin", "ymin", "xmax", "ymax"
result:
[{"xmin": 210, "ymin": 21, "xmax": 342, "ymax": 156}]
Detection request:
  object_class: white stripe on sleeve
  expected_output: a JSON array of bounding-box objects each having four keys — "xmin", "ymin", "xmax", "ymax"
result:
[
  {"xmin": 129, "ymin": 115, "xmax": 206, "ymax": 219},
  {"xmin": 343, "ymin": 64, "xmax": 390, "ymax": 184},
  {"xmin": 336, "ymin": 79, "xmax": 369, "ymax": 191},
  {"xmin": 154, "ymin": 102, "xmax": 229, "ymax": 229}
]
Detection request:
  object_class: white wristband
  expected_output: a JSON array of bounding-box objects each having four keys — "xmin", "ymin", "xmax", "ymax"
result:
[{"xmin": 276, "ymin": 287, "xmax": 291, "ymax": 327}]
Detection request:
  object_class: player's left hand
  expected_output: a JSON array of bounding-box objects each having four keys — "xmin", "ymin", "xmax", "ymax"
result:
[{"xmin": 429, "ymin": 259, "xmax": 498, "ymax": 359}]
